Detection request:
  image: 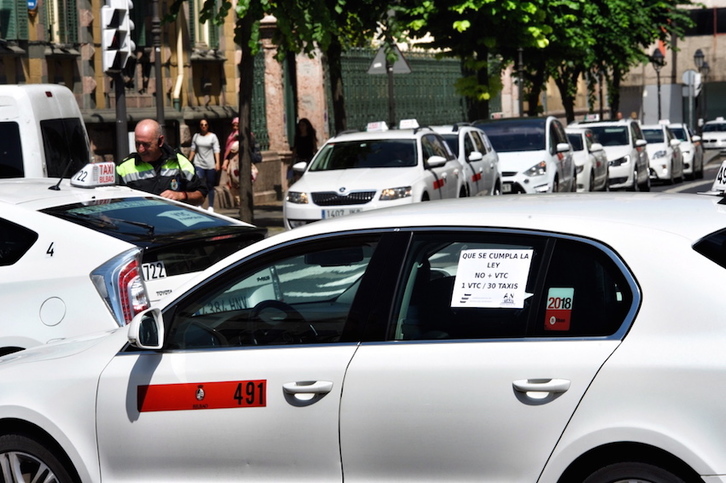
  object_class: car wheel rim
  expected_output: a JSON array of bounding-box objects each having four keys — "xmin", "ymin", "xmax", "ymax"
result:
[{"xmin": 0, "ymin": 451, "xmax": 59, "ymax": 483}]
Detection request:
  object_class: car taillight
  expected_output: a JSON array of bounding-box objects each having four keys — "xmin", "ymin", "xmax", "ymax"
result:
[{"xmin": 91, "ymin": 248, "xmax": 151, "ymax": 326}]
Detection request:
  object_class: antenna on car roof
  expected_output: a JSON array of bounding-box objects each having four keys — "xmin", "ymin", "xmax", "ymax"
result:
[{"xmin": 48, "ymin": 157, "xmax": 78, "ymax": 191}]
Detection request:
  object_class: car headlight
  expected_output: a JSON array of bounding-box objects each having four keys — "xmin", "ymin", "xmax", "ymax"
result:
[
  {"xmin": 524, "ymin": 161, "xmax": 547, "ymax": 177},
  {"xmin": 652, "ymin": 150, "xmax": 667, "ymax": 159},
  {"xmin": 286, "ymin": 191, "xmax": 309, "ymax": 204},
  {"xmin": 610, "ymin": 155, "xmax": 630, "ymax": 167},
  {"xmin": 380, "ymin": 186, "xmax": 412, "ymax": 200}
]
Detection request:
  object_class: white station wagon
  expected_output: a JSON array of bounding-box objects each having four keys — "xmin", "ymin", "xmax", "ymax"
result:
[{"xmin": 4, "ymin": 193, "xmax": 726, "ymax": 482}]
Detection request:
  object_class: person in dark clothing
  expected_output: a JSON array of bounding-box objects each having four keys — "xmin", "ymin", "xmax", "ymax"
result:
[
  {"xmin": 292, "ymin": 118, "xmax": 318, "ymax": 163},
  {"xmin": 116, "ymin": 119, "xmax": 208, "ymax": 205}
]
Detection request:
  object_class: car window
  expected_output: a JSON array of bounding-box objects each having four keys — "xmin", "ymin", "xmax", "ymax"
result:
[
  {"xmin": 422, "ymin": 134, "xmax": 451, "ymax": 160},
  {"xmin": 0, "ymin": 122, "xmax": 24, "ymax": 178},
  {"xmin": 703, "ymin": 123, "xmax": 726, "ymax": 133},
  {"xmin": 643, "ymin": 129, "xmax": 665, "ymax": 143},
  {"xmin": 440, "ymin": 134, "xmax": 459, "ymax": 157},
  {"xmin": 478, "ymin": 121, "xmax": 546, "ymax": 152},
  {"xmin": 0, "ymin": 218, "xmax": 38, "ymax": 266},
  {"xmin": 567, "ymin": 133, "xmax": 584, "ymax": 151},
  {"xmin": 40, "ymin": 118, "xmax": 90, "ymax": 178},
  {"xmin": 391, "ymin": 232, "xmax": 633, "ymax": 340},
  {"xmin": 463, "ymin": 132, "xmax": 477, "ymax": 159},
  {"xmin": 471, "ymin": 130, "xmax": 488, "ymax": 154},
  {"xmin": 670, "ymin": 126, "xmax": 687, "ymax": 141},
  {"xmin": 308, "ymin": 140, "xmax": 417, "ymax": 171},
  {"xmin": 165, "ymin": 236, "xmax": 381, "ymax": 349}
]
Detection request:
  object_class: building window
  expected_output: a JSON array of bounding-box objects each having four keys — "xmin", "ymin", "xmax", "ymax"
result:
[
  {"xmin": 45, "ymin": 0, "xmax": 77, "ymax": 45},
  {"xmin": 686, "ymin": 8, "xmax": 726, "ymax": 36},
  {"xmin": 189, "ymin": 0, "xmax": 219, "ymax": 49},
  {"xmin": 0, "ymin": 0, "xmax": 29, "ymax": 39}
]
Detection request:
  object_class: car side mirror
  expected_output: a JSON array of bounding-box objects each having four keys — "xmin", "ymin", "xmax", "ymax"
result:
[
  {"xmin": 636, "ymin": 139, "xmax": 647, "ymax": 147},
  {"xmin": 468, "ymin": 151, "xmax": 484, "ymax": 162},
  {"xmin": 556, "ymin": 142, "xmax": 571, "ymax": 153},
  {"xmin": 692, "ymin": 135, "xmax": 701, "ymax": 142},
  {"xmin": 425, "ymin": 155, "xmax": 448, "ymax": 168},
  {"xmin": 292, "ymin": 161, "xmax": 308, "ymax": 173},
  {"xmin": 128, "ymin": 308, "xmax": 164, "ymax": 350},
  {"xmin": 670, "ymin": 139, "xmax": 681, "ymax": 147},
  {"xmin": 590, "ymin": 143, "xmax": 604, "ymax": 152}
]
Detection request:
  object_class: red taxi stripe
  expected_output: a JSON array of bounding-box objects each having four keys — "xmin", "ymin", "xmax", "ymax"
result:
[{"xmin": 137, "ymin": 380, "xmax": 267, "ymax": 412}]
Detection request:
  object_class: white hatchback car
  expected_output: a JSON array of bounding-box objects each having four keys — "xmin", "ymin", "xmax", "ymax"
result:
[
  {"xmin": 701, "ymin": 117, "xmax": 726, "ymax": 152},
  {"xmin": 284, "ymin": 123, "xmax": 463, "ymax": 229},
  {"xmin": 565, "ymin": 127, "xmax": 609, "ymax": 191},
  {"xmin": 0, "ymin": 164, "xmax": 264, "ymax": 354},
  {"xmin": 431, "ymin": 124, "xmax": 501, "ymax": 196},
  {"xmin": 641, "ymin": 123, "xmax": 684, "ymax": 184},
  {"xmin": 475, "ymin": 116, "xmax": 575, "ymax": 194},
  {"xmin": 669, "ymin": 122, "xmax": 704, "ymax": 179},
  {"xmin": 4, "ymin": 193, "xmax": 726, "ymax": 482},
  {"xmin": 573, "ymin": 119, "xmax": 651, "ymax": 191}
]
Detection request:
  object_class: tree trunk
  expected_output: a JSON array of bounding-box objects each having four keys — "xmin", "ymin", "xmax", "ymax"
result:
[
  {"xmin": 326, "ymin": 37, "xmax": 347, "ymax": 134},
  {"xmin": 237, "ymin": 14, "xmax": 255, "ymax": 224}
]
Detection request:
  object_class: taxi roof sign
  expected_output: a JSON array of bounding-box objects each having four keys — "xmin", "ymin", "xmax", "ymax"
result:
[
  {"xmin": 71, "ymin": 162, "xmax": 117, "ymax": 188},
  {"xmin": 399, "ymin": 119, "xmax": 419, "ymax": 129},
  {"xmin": 366, "ymin": 121, "xmax": 389, "ymax": 132}
]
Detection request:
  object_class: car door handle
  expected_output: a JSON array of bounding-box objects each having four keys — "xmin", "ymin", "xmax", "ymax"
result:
[
  {"xmin": 512, "ymin": 378, "xmax": 570, "ymax": 394},
  {"xmin": 283, "ymin": 381, "xmax": 334, "ymax": 395}
]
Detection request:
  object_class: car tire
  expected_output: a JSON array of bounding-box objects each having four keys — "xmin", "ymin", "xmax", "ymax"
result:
[
  {"xmin": 459, "ymin": 186, "xmax": 468, "ymax": 198},
  {"xmin": 0, "ymin": 433, "xmax": 76, "ymax": 483},
  {"xmin": 493, "ymin": 182, "xmax": 501, "ymax": 196},
  {"xmin": 666, "ymin": 162, "xmax": 675, "ymax": 185},
  {"xmin": 628, "ymin": 167, "xmax": 639, "ymax": 192},
  {"xmin": 588, "ymin": 170, "xmax": 595, "ymax": 192},
  {"xmin": 582, "ymin": 461, "xmax": 687, "ymax": 483},
  {"xmin": 552, "ymin": 177, "xmax": 559, "ymax": 193}
]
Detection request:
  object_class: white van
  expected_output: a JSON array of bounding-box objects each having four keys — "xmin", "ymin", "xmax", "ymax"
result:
[{"xmin": 0, "ymin": 84, "xmax": 92, "ymax": 178}]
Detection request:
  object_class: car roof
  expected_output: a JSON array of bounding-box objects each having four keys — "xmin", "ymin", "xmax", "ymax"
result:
[
  {"xmin": 0, "ymin": 177, "xmax": 144, "ymax": 208},
  {"xmin": 212, "ymin": 194, "xmax": 725, "ymax": 266},
  {"xmin": 328, "ymin": 127, "xmax": 435, "ymax": 142}
]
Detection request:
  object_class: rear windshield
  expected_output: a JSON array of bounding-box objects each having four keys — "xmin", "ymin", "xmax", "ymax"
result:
[
  {"xmin": 308, "ymin": 139, "xmax": 418, "ymax": 171},
  {"xmin": 41, "ymin": 197, "xmax": 266, "ymax": 275},
  {"xmin": 694, "ymin": 227, "xmax": 726, "ymax": 270}
]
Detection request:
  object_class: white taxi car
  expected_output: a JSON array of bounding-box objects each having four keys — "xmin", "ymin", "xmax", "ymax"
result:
[
  {"xmin": 283, "ymin": 121, "xmax": 463, "ymax": 229},
  {"xmin": 701, "ymin": 117, "xmax": 726, "ymax": 152},
  {"xmin": 669, "ymin": 122, "xmax": 704, "ymax": 179},
  {"xmin": 0, "ymin": 163, "xmax": 264, "ymax": 354},
  {"xmin": 565, "ymin": 127, "xmax": 609, "ymax": 191},
  {"xmin": 641, "ymin": 123, "xmax": 684, "ymax": 184},
  {"xmin": 4, "ymin": 192, "xmax": 726, "ymax": 482},
  {"xmin": 475, "ymin": 116, "xmax": 575, "ymax": 194},
  {"xmin": 431, "ymin": 124, "xmax": 501, "ymax": 196}
]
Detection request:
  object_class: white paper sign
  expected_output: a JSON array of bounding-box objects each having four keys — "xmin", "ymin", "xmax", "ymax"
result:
[{"xmin": 450, "ymin": 248, "xmax": 534, "ymax": 308}]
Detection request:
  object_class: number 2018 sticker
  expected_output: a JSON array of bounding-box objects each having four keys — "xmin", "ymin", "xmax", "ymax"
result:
[{"xmin": 544, "ymin": 288, "xmax": 574, "ymax": 331}]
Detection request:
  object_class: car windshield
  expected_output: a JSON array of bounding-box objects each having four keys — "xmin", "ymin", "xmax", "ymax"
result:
[
  {"xmin": 642, "ymin": 129, "xmax": 665, "ymax": 144},
  {"xmin": 475, "ymin": 120, "xmax": 545, "ymax": 152},
  {"xmin": 308, "ymin": 139, "xmax": 418, "ymax": 171},
  {"xmin": 587, "ymin": 126, "xmax": 629, "ymax": 146},
  {"xmin": 440, "ymin": 134, "xmax": 460, "ymax": 157},
  {"xmin": 703, "ymin": 123, "xmax": 726, "ymax": 133},
  {"xmin": 567, "ymin": 133, "xmax": 584, "ymax": 151}
]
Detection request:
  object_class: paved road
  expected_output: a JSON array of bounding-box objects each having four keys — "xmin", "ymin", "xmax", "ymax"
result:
[{"xmin": 653, "ymin": 151, "xmax": 723, "ymax": 194}]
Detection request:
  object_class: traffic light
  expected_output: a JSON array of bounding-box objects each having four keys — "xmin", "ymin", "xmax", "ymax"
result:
[{"xmin": 101, "ymin": 0, "xmax": 135, "ymax": 73}]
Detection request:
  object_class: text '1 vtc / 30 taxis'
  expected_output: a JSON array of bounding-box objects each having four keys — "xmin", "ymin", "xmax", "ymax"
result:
[
  {"xmin": 5, "ymin": 191, "xmax": 726, "ymax": 482},
  {"xmin": 283, "ymin": 120, "xmax": 464, "ymax": 229}
]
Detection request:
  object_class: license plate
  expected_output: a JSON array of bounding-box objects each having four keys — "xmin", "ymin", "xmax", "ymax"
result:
[
  {"xmin": 322, "ymin": 208, "xmax": 362, "ymax": 219},
  {"xmin": 142, "ymin": 261, "xmax": 167, "ymax": 280},
  {"xmin": 502, "ymin": 183, "xmax": 512, "ymax": 193}
]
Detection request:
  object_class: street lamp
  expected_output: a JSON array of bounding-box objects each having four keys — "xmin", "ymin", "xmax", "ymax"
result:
[{"xmin": 651, "ymin": 48, "xmax": 665, "ymax": 121}]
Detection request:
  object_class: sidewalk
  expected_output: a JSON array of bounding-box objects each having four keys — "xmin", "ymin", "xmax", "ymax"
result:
[{"xmin": 218, "ymin": 200, "xmax": 286, "ymax": 237}]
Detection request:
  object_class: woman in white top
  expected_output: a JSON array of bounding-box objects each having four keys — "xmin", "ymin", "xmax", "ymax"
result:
[{"xmin": 189, "ymin": 118, "xmax": 221, "ymax": 211}]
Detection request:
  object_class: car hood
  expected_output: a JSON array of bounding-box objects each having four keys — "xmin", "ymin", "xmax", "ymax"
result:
[
  {"xmin": 600, "ymin": 145, "xmax": 632, "ymax": 160},
  {"xmin": 293, "ymin": 167, "xmax": 422, "ymax": 193},
  {"xmin": 496, "ymin": 151, "xmax": 548, "ymax": 172}
]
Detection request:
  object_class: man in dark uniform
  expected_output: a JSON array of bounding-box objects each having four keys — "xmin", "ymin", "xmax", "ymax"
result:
[{"xmin": 117, "ymin": 119, "xmax": 207, "ymax": 205}]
